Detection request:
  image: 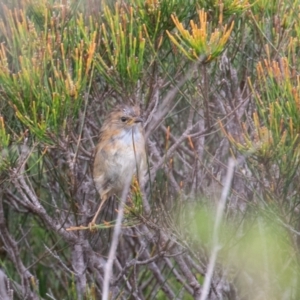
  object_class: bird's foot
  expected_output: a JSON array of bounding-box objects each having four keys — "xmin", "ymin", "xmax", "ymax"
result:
[
  {"xmin": 66, "ymin": 224, "xmax": 88, "ymax": 231},
  {"xmin": 88, "ymin": 221, "xmax": 97, "ymax": 232}
]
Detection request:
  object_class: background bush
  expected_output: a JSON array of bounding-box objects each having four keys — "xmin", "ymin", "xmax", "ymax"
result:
[{"xmin": 0, "ymin": 0, "xmax": 300, "ymax": 299}]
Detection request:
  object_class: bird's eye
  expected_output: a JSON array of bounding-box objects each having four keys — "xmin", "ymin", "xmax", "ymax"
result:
[{"xmin": 121, "ymin": 117, "xmax": 127, "ymax": 122}]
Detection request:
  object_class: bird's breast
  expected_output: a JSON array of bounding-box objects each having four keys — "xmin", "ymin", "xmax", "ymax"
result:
[
  {"xmin": 94, "ymin": 126, "xmax": 145, "ymax": 193},
  {"xmin": 114, "ymin": 127, "xmax": 144, "ymax": 146},
  {"xmin": 112, "ymin": 128, "xmax": 145, "ymax": 167}
]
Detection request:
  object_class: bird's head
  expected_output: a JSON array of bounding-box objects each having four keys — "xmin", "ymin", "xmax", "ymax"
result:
[{"xmin": 104, "ymin": 104, "xmax": 143, "ymax": 130}]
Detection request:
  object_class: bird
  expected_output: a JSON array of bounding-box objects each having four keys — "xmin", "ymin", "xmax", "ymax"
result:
[{"xmin": 90, "ymin": 104, "xmax": 146, "ymax": 229}]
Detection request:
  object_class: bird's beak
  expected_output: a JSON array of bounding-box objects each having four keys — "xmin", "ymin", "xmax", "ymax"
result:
[{"xmin": 134, "ymin": 117, "xmax": 143, "ymax": 123}]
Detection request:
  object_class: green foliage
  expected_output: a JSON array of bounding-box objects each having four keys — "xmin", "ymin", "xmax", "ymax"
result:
[
  {"xmin": 133, "ymin": 0, "xmax": 196, "ymax": 38},
  {"xmin": 188, "ymin": 205, "xmax": 300, "ymax": 299},
  {"xmin": 223, "ymin": 52, "xmax": 300, "ymax": 204},
  {"xmin": 0, "ymin": 2, "xmax": 96, "ymax": 143},
  {"xmin": 0, "ymin": 117, "xmax": 10, "ymax": 149},
  {"xmin": 94, "ymin": 3, "xmax": 146, "ymax": 94},
  {"xmin": 166, "ymin": 9, "xmax": 234, "ymax": 62},
  {"xmin": 1, "ymin": 0, "xmax": 300, "ymax": 299}
]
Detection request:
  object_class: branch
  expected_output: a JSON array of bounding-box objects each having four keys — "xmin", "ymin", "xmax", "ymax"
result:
[
  {"xmin": 200, "ymin": 158, "xmax": 235, "ymax": 300},
  {"xmin": 102, "ymin": 177, "xmax": 131, "ymax": 300},
  {"xmin": 145, "ymin": 56, "xmax": 207, "ymax": 140}
]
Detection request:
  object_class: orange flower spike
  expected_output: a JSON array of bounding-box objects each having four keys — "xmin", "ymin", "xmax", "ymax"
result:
[
  {"xmin": 289, "ymin": 117, "xmax": 294, "ymax": 139},
  {"xmin": 256, "ymin": 62, "xmax": 263, "ymax": 79},
  {"xmin": 222, "ymin": 21, "xmax": 234, "ymax": 41},
  {"xmin": 218, "ymin": 3, "xmax": 224, "ymax": 25},
  {"xmin": 199, "ymin": 10, "xmax": 207, "ymax": 39},
  {"xmin": 293, "ymin": 86, "xmax": 300, "ymax": 111},
  {"xmin": 86, "ymin": 32, "xmax": 96, "ymax": 75},
  {"xmin": 188, "ymin": 135, "xmax": 195, "ymax": 151},
  {"xmin": 265, "ymin": 44, "xmax": 271, "ymax": 63},
  {"xmin": 0, "ymin": 116, "xmax": 4, "ymax": 128},
  {"xmin": 165, "ymin": 126, "xmax": 170, "ymax": 150},
  {"xmin": 280, "ymin": 118, "xmax": 284, "ymax": 133},
  {"xmin": 170, "ymin": 15, "xmax": 184, "ymax": 37}
]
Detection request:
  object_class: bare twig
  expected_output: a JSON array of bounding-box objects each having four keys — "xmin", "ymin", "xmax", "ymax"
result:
[
  {"xmin": 145, "ymin": 56, "xmax": 207, "ymax": 139},
  {"xmin": 200, "ymin": 158, "xmax": 235, "ymax": 300},
  {"xmin": 102, "ymin": 177, "xmax": 131, "ymax": 300}
]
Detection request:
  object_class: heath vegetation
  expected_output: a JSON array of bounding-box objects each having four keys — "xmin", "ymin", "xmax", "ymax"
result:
[{"xmin": 0, "ymin": 0, "xmax": 300, "ymax": 299}]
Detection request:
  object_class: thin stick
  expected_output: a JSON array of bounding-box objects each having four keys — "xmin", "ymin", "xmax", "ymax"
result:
[
  {"xmin": 200, "ymin": 158, "xmax": 235, "ymax": 300},
  {"xmin": 102, "ymin": 177, "xmax": 131, "ymax": 300}
]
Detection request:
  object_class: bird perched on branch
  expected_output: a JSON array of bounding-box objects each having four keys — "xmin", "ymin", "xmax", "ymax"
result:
[{"xmin": 90, "ymin": 104, "xmax": 146, "ymax": 229}]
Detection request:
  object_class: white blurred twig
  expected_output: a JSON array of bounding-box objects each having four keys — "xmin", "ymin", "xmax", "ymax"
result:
[
  {"xmin": 200, "ymin": 158, "xmax": 235, "ymax": 300},
  {"xmin": 102, "ymin": 178, "xmax": 131, "ymax": 300}
]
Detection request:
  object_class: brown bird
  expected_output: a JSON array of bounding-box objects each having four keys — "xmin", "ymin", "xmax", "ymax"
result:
[{"xmin": 90, "ymin": 104, "xmax": 146, "ymax": 228}]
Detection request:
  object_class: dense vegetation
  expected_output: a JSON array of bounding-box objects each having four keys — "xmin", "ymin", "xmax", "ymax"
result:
[{"xmin": 0, "ymin": 0, "xmax": 300, "ymax": 299}]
